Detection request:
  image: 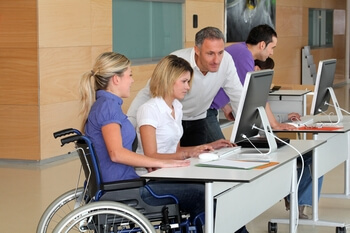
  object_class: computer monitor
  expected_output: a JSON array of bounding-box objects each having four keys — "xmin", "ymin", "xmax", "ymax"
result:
[
  {"xmin": 230, "ymin": 69, "xmax": 277, "ymax": 157},
  {"xmin": 310, "ymin": 59, "xmax": 343, "ymax": 123}
]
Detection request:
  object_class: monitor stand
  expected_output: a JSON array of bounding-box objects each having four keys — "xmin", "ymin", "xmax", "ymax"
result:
[
  {"xmin": 322, "ymin": 87, "xmax": 344, "ymax": 125},
  {"xmin": 237, "ymin": 106, "xmax": 278, "ymax": 162}
]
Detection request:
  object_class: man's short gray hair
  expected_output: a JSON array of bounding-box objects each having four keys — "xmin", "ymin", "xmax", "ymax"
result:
[{"xmin": 195, "ymin": 27, "xmax": 225, "ymax": 48}]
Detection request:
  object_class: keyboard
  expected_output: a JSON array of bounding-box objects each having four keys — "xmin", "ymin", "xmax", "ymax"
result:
[
  {"xmin": 211, "ymin": 146, "xmax": 241, "ymax": 158},
  {"xmin": 285, "ymin": 118, "xmax": 314, "ymax": 127}
]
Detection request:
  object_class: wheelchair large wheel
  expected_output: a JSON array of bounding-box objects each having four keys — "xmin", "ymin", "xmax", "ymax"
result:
[
  {"xmin": 53, "ymin": 201, "xmax": 156, "ymax": 233},
  {"xmin": 37, "ymin": 187, "xmax": 86, "ymax": 233}
]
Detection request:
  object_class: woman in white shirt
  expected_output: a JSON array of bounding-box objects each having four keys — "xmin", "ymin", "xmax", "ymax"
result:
[
  {"xmin": 136, "ymin": 55, "xmax": 233, "ymax": 164},
  {"xmin": 136, "ymin": 55, "xmax": 233, "ymax": 226}
]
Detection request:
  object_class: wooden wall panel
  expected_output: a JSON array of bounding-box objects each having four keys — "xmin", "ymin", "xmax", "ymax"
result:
[
  {"xmin": 91, "ymin": 0, "xmax": 112, "ymax": 46},
  {"xmin": 0, "ymin": 0, "xmax": 39, "ymax": 160},
  {"xmin": 0, "ymin": 48, "xmax": 38, "ymax": 105},
  {"xmin": 185, "ymin": 0, "xmax": 225, "ymax": 43},
  {"xmin": 38, "ymin": 0, "xmax": 91, "ymax": 48},
  {"xmin": 40, "ymin": 101, "xmax": 82, "ymax": 160},
  {"xmin": 0, "ymin": 0, "xmax": 37, "ymax": 48},
  {"xmin": 276, "ymin": 6, "xmax": 303, "ymax": 37},
  {"xmin": 273, "ymin": 36, "xmax": 304, "ymax": 84},
  {"xmin": 123, "ymin": 64, "xmax": 157, "ymax": 112},
  {"xmin": 0, "ymin": 105, "xmax": 39, "ymax": 160},
  {"xmin": 276, "ymin": 0, "xmax": 303, "ymax": 7},
  {"xmin": 39, "ymin": 47, "xmax": 92, "ymax": 105}
]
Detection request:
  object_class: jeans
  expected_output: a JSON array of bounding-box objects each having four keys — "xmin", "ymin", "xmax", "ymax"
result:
[
  {"xmin": 181, "ymin": 118, "xmax": 208, "ymax": 146},
  {"xmin": 287, "ymin": 151, "xmax": 324, "ymax": 206},
  {"xmin": 140, "ymin": 180, "xmax": 205, "ymax": 220},
  {"xmin": 180, "ymin": 109, "xmax": 225, "ymax": 147},
  {"xmin": 205, "ymin": 109, "xmax": 226, "ymax": 143}
]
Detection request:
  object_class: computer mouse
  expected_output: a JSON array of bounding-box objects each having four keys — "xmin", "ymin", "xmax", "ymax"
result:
[{"xmin": 198, "ymin": 153, "xmax": 219, "ymax": 161}]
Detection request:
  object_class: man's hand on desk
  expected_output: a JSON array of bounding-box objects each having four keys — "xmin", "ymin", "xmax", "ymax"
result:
[
  {"xmin": 288, "ymin": 112, "xmax": 301, "ymax": 121},
  {"xmin": 271, "ymin": 112, "xmax": 301, "ymax": 130},
  {"xmin": 273, "ymin": 122, "xmax": 298, "ymax": 130}
]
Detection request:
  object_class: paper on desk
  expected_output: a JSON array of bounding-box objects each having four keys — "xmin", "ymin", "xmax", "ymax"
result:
[{"xmin": 196, "ymin": 158, "xmax": 269, "ymax": 170}]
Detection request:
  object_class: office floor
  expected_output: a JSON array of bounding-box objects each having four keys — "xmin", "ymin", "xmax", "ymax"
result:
[{"xmin": 1, "ymin": 84, "xmax": 350, "ymax": 233}]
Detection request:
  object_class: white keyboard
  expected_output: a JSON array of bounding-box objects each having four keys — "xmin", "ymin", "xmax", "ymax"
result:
[
  {"xmin": 212, "ymin": 146, "xmax": 241, "ymax": 158},
  {"xmin": 286, "ymin": 118, "xmax": 314, "ymax": 127}
]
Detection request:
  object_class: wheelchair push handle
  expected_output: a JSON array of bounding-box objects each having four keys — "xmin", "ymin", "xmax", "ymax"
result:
[
  {"xmin": 60, "ymin": 135, "xmax": 84, "ymax": 147},
  {"xmin": 53, "ymin": 128, "xmax": 82, "ymax": 138}
]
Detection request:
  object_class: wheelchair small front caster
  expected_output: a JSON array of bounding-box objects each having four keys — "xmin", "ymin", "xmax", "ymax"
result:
[
  {"xmin": 336, "ymin": 226, "xmax": 346, "ymax": 233},
  {"xmin": 268, "ymin": 221, "xmax": 277, "ymax": 233}
]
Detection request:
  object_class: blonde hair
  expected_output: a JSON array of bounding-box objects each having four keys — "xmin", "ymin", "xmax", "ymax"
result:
[
  {"xmin": 149, "ymin": 55, "xmax": 193, "ymax": 98},
  {"xmin": 79, "ymin": 52, "xmax": 131, "ymax": 131}
]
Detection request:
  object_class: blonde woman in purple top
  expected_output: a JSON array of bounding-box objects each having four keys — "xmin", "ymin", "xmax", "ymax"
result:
[{"xmin": 80, "ymin": 52, "xmax": 209, "ymax": 224}]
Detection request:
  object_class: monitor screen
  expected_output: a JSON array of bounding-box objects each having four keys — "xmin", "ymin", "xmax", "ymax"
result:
[
  {"xmin": 230, "ymin": 69, "xmax": 274, "ymax": 144},
  {"xmin": 310, "ymin": 59, "xmax": 337, "ymax": 115}
]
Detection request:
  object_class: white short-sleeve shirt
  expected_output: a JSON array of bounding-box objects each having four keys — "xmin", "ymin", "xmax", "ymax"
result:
[{"xmin": 136, "ymin": 97, "xmax": 183, "ymax": 155}]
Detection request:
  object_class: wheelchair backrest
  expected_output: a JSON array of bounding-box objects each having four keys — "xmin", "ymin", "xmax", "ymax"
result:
[{"xmin": 75, "ymin": 137, "xmax": 104, "ymax": 201}]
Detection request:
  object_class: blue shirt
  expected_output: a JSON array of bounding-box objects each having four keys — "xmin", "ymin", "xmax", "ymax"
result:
[{"xmin": 85, "ymin": 90, "xmax": 139, "ymax": 183}]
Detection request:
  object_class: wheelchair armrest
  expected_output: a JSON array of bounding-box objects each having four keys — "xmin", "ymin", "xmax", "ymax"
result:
[{"xmin": 101, "ymin": 178, "xmax": 146, "ymax": 191}]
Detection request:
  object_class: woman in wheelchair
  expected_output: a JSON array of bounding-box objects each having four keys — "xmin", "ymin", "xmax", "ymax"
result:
[{"xmin": 80, "ymin": 52, "xmax": 215, "ymax": 226}]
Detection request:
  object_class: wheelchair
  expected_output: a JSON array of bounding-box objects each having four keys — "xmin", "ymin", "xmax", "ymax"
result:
[{"xmin": 37, "ymin": 128, "xmax": 204, "ymax": 233}]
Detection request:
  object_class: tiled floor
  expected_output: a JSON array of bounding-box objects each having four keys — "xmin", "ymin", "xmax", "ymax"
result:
[{"xmin": 1, "ymin": 84, "xmax": 349, "ymax": 233}]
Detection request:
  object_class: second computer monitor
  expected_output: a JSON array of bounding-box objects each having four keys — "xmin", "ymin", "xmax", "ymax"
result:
[{"xmin": 310, "ymin": 59, "xmax": 337, "ymax": 116}]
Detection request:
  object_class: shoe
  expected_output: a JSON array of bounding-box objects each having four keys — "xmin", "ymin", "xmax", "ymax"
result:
[
  {"xmin": 284, "ymin": 197, "xmax": 290, "ymax": 211},
  {"xmin": 298, "ymin": 205, "xmax": 309, "ymax": 219}
]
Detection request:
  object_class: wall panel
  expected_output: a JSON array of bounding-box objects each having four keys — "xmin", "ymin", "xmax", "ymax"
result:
[
  {"xmin": 0, "ymin": 105, "xmax": 39, "ymax": 160},
  {"xmin": 0, "ymin": 48, "xmax": 38, "ymax": 105},
  {"xmin": 91, "ymin": 0, "xmax": 112, "ymax": 46},
  {"xmin": 0, "ymin": 0, "xmax": 39, "ymax": 160},
  {"xmin": 123, "ymin": 64, "xmax": 157, "ymax": 113},
  {"xmin": 39, "ymin": 47, "xmax": 92, "ymax": 105},
  {"xmin": 185, "ymin": 0, "xmax": 224, "ymax": 43},
  {"xmin": 40, "ymin": 101, "xmax": 81, "ymax": 160},
  {"xmin": 38, "ymin": 0, "xmax": 91, "ymax": 48},
  {"xmin": 0, "ymin": 0, "xmax": 37, "ymax": 48}
]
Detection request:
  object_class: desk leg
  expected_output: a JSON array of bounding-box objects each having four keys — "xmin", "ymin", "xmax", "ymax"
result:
[
  {"xmin": 321, "ymin": 131, "xmax": 350, "ymax": 199},
  {"xmin": 269, "ymin": 159, "xmax": 298, "ymax": 233},
  {"xmin": 205, "ymin": 182, "xmax": 214, "ymax": 233},
  {"xmin": 312, "ymin": 145, "xmax": 319, "ymax": 221},
  {"xmin": 289, "ymin": 160, "xmax": 297, "ymax": 233}
]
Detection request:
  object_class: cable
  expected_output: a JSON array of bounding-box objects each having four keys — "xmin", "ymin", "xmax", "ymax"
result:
[
  {"xmin": 241, "ymin": 134, "xmax": 264, "ymax": 154},
  {"xmin": 318, "ymin": 109, "xmax": 334, "ymax": 124},
  {"xmin": 251, "ymin": 125, "xmax": 305, "ymax": 233},
  {"xmin": 325, "ymin": 102, "xmax": 350, "ymax": 115}
]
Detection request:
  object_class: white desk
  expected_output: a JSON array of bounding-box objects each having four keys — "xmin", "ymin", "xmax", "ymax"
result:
[
  {"xmin": 270, "ymin": 115, "xmax": 350, "ymax": 232},
  {"xmin": 142, "ymin": 140, "xmax": 325, "ymax": 233},
  {"xmin": 268, "ymin": 90, "xmax": 311, "ymax": 121}
]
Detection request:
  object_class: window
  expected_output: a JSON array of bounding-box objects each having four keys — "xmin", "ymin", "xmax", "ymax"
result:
[
  {"xmin": 112, "ymin": 0, "xmax": 184, "ymax": 65},
  {"xmin": 308, "ymin": 8, "xmax": 333, "ymax": 48}
]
